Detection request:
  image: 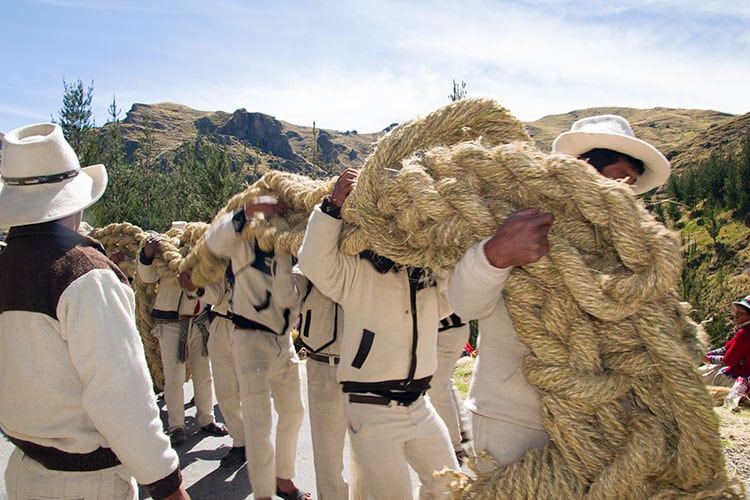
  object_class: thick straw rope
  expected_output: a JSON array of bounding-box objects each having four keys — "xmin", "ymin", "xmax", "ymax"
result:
[
  {"xmin": 91, "ymin": 222, "xmax": 210, "ymax": 390},
  {"xmin": 179, "ymin": 98, "xmax": 740, "ymax": 497},
  {"xmin": 90, "ymin": 223, "xmax": 164, "ymax": 391}
]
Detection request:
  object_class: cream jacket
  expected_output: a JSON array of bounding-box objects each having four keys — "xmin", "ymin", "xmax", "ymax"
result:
[
  {"xmin": 298, "ymin": 206, "xmax": 451, "ymax": 389},
  {"xmin": 138, "ymin": 255, "xmax": 203, "ymax": 318},
  {"xmin": 204, "ymin": 212, "xmax": 299, "ymax": 334},
  {"xmin": 0, "ymin": 224, "xmax": 179, "ymax": 488},
  {"xmin": 447, "ymin": 237, "xmax": 543, "ymax": 430}
]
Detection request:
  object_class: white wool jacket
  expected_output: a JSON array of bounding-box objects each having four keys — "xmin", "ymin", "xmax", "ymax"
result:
[
  {"xmin": 294, "ymin": 268, "xmax": 343, "ymax": 356},
  {"xmin": 0, "ymin": 223, "xmax": 181, "ymax": 496},
  {"xmin": 137, "ymin": 256, "xmax": 203, "ymax": 319},
  {"xmin": 204, "ymin": 211, "xmax": 299, "ymax": 335},
  {"xmin": 447, "ymin": 237, "xmax": 543, "ymax": 430},
  {"xmin": 298, "ymin": 206, "xmax": 451, "ymax": 392}
]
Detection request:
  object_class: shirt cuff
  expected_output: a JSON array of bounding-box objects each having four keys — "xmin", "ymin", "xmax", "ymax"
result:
[
  {"xmin": 320, "ymin": 196, "xmax": 342, "ymax": 219},
  {"xmin": 144, "ymin": 468, "xmax": 182, "ymax": 499},
  {"xmin": 139, "ymin": 248, "xmax": 154, "ymax": 265},
  {"xmin": 232, "ymin": 209, "xmax": 247, "ymax": 233}
]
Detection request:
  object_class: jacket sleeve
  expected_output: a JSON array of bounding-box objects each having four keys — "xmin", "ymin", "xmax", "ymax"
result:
[
  {"xmin": 297, "ymin": 206, "xmax": 358, "ymax": 305},
  {"xmin": 58, "ymin": 269, "xmax": 180, "ymax": 490},
  {"xmin": 195, "ymin": 277, "xmax": 227, "ymax": 307},
  {"xmin": 724, "ymin": 327, "xmax": 750, "ymax": 369},
  {"xmin": 271, "ymin": 253, "xmax": 300, "ymax": 309},
  {"xmin": 436, "ymin": 277, "xmax": 452, "ymax": 321},
  {"xmin": 136, "ymin": 250, "xmax": 160, "ymax": 284},
  {"xmin": 447, "ymin": 237, "xmax": 513, "ymax": 320},
  {"xmin": 204, "ymin": 211, "xmax": 243, "ymax": 259}
]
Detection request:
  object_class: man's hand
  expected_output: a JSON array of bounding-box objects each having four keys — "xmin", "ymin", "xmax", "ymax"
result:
[
  {"xmin": 110, "ymin": 250, "xmax": 126, "ymax": 265},
  {"xmin": 483, "ymin": 208, "xmax": 554, "ymax": 269},
  {"xmin": 331, "ymin": 169, "xmax": 358, "ymax": 207},
  {"xmin": 143, "ymin": 236, "xmax": 161, "ymax": 260},
  {"xmin": 245, "ymin": 195, "xmax": 287, "ymax": 219},
  {"xmin": 178, "ymin": 271, "xmax": 197, "ymax": 292}
]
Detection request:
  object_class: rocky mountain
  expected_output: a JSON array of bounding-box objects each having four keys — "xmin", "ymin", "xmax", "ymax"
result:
[
  {"xmin": 110, "ymin": 101, "xmax": 749, "ymax": 177},
  {"xmin": 113, "ymin": 102, "xmax": 383, "ymax": 177}
]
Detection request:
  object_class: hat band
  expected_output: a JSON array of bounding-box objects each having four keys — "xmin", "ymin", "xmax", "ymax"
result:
[{"xmin": 1, "ymin": 168, "xmax": 80, "ymax": 186}]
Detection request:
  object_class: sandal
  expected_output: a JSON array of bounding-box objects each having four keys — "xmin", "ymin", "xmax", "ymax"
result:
[
  {"xmin": 169, "ymin": 428, "xmax": 187, "ymax": 445},
  {"xmin": 275, "ymin": 487, "xmax": 311, "ymax": 500},
  {"xmin": 200, "ymin": 422, "xmax": 229, "ymax": 436}
]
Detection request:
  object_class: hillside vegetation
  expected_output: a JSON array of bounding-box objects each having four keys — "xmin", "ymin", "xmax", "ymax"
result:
[{"xmin": 2, "ymin": 97, "xmax": 748, "ymax": 344}]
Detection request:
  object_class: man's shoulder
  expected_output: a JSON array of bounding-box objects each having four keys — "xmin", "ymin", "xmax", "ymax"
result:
[{"xmin": 55, "ymin": 243, "xmax": 128, "ymax": 286}]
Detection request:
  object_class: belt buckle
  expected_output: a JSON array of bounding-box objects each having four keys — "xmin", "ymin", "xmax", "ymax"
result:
[{"xmin": 328, "ymin": 355, "xmax": 336, "ymax": 367}]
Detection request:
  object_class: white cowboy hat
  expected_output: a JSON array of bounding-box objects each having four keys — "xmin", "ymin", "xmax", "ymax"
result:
[
  {"xmin": 552, "ymin": 115, "xmax": 671, "ymax": 194},
  {"xmin": 0, "ymin": 123, "xmax": 107, "ymax": 226}
]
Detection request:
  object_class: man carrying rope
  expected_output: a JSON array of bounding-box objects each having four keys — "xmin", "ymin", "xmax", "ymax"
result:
[
  {"xmin": 138, "ymin": 226, "xmax": 228, "ymax": 446},
  {"xmin": 448, "ymin": 114, "xmax": 670, "ymax": 469},
  {"xmin": 298, "ymin": 169, "xmax": 459, "ymax": 498},
  {"xmin": 293, "ymin": 275, "xmax": 368, "ymax": 500},
  {"xmin": 0, "ymin": 123, "xmax": 188, "ymax": 499},
  {"xmin": 202, "ymin": 197, "xmax": 309, "ymax": 500}
]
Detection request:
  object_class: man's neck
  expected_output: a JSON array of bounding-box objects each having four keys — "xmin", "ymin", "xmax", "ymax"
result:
[{"xmin": 54, "ymin": 212, "xmax": 82, "ymax": 231}]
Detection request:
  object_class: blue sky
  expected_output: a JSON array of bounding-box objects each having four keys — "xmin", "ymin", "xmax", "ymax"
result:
[{"xmin": 1, "ymin": 0, "xmax": 748, "ymax": 134}]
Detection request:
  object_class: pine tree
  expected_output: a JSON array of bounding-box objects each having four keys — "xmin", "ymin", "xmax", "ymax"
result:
[
  {"xmin": 172, "ymin": 135, "xmax": 249, "ymax": 222},
  {"xmin": 57, "ymin": 79, "xmax": 97, "ymax": 166},
  {"xmin": 87, "ymin": 96, "xmax": 131, "ymax": 226}
]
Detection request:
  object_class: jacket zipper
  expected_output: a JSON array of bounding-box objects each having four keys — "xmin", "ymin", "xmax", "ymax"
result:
[{"xmin": 404, "ymin": 267, "xmax": 419, "ymax": 387}]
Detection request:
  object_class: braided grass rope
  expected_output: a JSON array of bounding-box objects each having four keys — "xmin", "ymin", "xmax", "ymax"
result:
[
  {"xmin": 90, "ymin": 223, "xmax": 164, "ymax": 391},
  {"xmin": 179, "ymin": 173, "xmax": 335, "ymax": 285},
  {"xmin": 178, "ymin": 97, "xmax": 739, "ymax": 497}
]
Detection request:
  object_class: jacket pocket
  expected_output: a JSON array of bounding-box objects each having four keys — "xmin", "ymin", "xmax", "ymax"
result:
[{"xmin": 351, "ymin": 329, "xmax": 375, "ymax": 369}]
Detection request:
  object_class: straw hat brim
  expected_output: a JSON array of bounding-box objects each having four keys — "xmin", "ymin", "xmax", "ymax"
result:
[
  {"xmin": 0, "ymin": 163, "xmax": 107, "ymax": 226},
  {"xmin": 552, "ymin": 131, "xmax": 671, "ymax": 194}
]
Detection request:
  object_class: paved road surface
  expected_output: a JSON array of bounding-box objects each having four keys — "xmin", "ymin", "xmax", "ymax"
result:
[{"xmin": 0, "ymin": 360, "xmax": 427, "ymax": 499}]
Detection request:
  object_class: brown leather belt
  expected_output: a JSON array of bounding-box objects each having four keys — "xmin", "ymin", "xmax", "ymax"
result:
[
  {"xmin": 307, "ymin": 352, "xmax": 340, "ymax": 365},
  {"xmin": 348, "ymin": 393, "xmax": 419, "ymax": 407}
]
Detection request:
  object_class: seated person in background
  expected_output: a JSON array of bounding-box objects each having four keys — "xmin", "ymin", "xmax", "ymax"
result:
[{"xmin": 701, "ymin": 294, "xmax": 750, "ymax": 387}]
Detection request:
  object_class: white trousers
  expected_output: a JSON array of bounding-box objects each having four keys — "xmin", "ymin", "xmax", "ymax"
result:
[
  {"xmin": 208, "ymin": 316, "xmax": 245, "ymax": 446},
  {"xmin": 427, "ymin": 326, "xmax": 470, "ymax": 450},
  {"xmin": 306, "ymin": 357, "xmax": 367, "ymax": 500},
  {"xmin": 233, "ymin": 328, "xmax": 305, "ymax": 499},
  {"xmin": 154, "ymin": 321, "xmax": 215, "ymax": 431},
  {"xmin": 5, "ymin": 448, "xmax": 137, "ymax": 500},
  {"xmin": 472, "ymin": 412, "xmax": 549, "ymax": 468},
  {"xmin": 346, "ymin": 395, "xmax": 458, "ymax": 499}
]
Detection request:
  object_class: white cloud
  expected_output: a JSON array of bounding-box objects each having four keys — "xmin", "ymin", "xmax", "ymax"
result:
[{"xmin": 2, "ymin": 0, "xmax": 748, "ymax": 134}]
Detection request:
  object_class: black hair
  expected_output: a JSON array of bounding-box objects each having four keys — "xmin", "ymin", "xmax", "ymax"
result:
[{"xmin": 579, "ymin": 148, "xmax": 645, "ymax": 175}]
